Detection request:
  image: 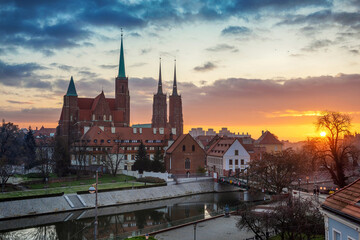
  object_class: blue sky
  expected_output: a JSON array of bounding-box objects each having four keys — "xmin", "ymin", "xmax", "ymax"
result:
[{"xmin": 1, "ymin": 0, "xmax": 360, "ymax": 140}]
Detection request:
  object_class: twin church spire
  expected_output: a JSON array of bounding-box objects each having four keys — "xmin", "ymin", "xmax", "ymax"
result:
[{"xmin": 156, "ymin": 58, "xmax": 178, "ymax": 96}]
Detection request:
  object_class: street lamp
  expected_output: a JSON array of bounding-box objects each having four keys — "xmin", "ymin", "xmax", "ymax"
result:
[
  {"xmin": 89, "ymin": 170, "xmax": 99, "ymax": 240},
  {"xmin": 145, "ymin": 233, "xmax": 149, "ymax": 240},
  {"xmin": 193, "ymin": 223, "xmax": 197, "ymax": 240}
]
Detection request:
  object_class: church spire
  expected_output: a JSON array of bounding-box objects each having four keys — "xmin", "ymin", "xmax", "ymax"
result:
[
  {"xmin": 157, "ymin": 58, "xmax": 163, "ymax": 94},
  {"xmin": 118, "ymin": 29, "xmax": 126, "ymax": 78},
  {"xmin": 66, "ymin": 76, "xmax": 77, "ymax": 96},
  {"xmin": 172, "ymin": 59, "xmax": 178, "ymax": 96}
]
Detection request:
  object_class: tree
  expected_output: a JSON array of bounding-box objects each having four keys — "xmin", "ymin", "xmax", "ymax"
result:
[
  {"xmin": 35, "ymin": 136, "xmax": 55, "ymax": 182},
  {"xmin": 0, "ymin": 120, "xmax": 22, "ymax": 192},
  {"xmin": 238, "ymin": 197, "xmax": 324, "ymax": 240},
  {"xmin": 151, "ymin": 147, "xmax": 165, "ymax": 172},
  {"xmin": 53, "ymin": 136, "xmax": 70, "ymax": 177},
  {"xmin": 314, "ymin": 111, "xmax": 355, "ymax": 187},
  {"xmin": 24, "ymin": 126, "xmax": 37, "ymax": 169},
  {"xmin": 72, "ymin": 138, "xmax": 91, "ymax": 176},
  {"xmin": 102, "ymin": 135, "xmax": 125, "ymax": 176},
  {"xmin": 133, "ymin": 142, "xmax": 151, "ymax": 173},
  {"xmin": 249, "ymin": 149, "xmax": 302, "ymax": 194}
]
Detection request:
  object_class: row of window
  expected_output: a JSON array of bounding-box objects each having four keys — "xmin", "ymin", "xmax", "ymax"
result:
[
  {"xmin": 90, "ymin": 139, "xmax": 163, "ymax": 144},
  {"xmin": 229, "ymin": 159, "xmax": 245, "ymax": 165},
  {"xmin": 92, "ymin": 114, "xmax": 113, "ymax": 121}
]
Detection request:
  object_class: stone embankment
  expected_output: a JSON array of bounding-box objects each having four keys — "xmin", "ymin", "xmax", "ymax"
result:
[{"xmin": 0, "ymin": 180, "xmax": 240, "ymax": 220}]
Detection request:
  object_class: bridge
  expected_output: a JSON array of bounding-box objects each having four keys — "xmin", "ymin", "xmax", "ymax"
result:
[{"xmin": 218, "ymin": 175, "xmax": 249, "ymax": 190}]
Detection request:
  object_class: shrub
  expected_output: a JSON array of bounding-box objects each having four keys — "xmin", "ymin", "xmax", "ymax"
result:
[{"xmin": 137, "ymin": 177, "xmax": 165, "ymax": 183}]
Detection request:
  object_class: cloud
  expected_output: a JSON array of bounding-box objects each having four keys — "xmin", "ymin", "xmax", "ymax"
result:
[
  {"xmin": 206, "ymin": 44, "xmax": 238, "ymax": 52},
  {"xmin": 179, "ymin": 74, "xmax": 360, "ymax": 126},
  {"xmin": 50, "ymin": 63, "xmax": 74, "ymax": 72},
  {"xmin": 7, "ymin": 100, "xmax": 33, "ymax": 104},
  {"xmin": 0, "ymin": 0, "xmax": 333, "ymax": 54},
  {"xmin": 301, "ymin": 39, "xmax": 333, "ymax": 52},
  {"xmin": 129, "ymin": 62, "xmax": 148, "ymax": 68},
  {"xmin": 0, "ymin": 107, "xmax": 61, "ymax": 123},
  {"xmin": 221, "ymin": 26, "xmax": 251, "ymax": 36},
  {"xmin": 99, "ymin": 64, "xmax": 117, "ymax": 69},
  {"xmin": 0, "ymin": 60, "xmax": 52, "ymax": 89},
  {"xmin": 194, "ymin": 62, "xmax": 217, "ymax": 72},
  {"xmin": 140, "ymin": 48, "xmax": 152, "ymax": 55}
]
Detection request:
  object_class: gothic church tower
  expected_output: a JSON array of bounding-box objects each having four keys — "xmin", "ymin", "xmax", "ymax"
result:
[
  {"xmin": 152, "ymin": 59, "xmax": 167, "ymax": 128},
  {"xmin": 169, "ymin": 60, "xmax": 183, "ymax": 135},
  {"xmin": 115, "ymin": 32, "xmax": 130, "ymax": 126}
]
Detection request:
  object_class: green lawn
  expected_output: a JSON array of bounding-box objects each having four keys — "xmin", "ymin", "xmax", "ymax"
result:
[
  {"xmin": 0, "ymin": 174, "xmax": 141, "ymax": 199},
  {"xmin": 25, "ymin": 174, "xmax": 135, "ymax": 189}
]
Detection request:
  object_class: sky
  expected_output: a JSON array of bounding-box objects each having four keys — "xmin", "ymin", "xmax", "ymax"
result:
[{"xmin": 1, "ymin": 0, "xmax": 360, "ymax": 141}]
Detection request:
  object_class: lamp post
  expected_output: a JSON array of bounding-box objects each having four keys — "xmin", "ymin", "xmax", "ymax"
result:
[
  {"xmin": 89, "ymin": 170, "xmax": 99, "ymax": 240},
  {"xmin": 145, "ymin": 233, "xmax": 149, "ymax": 240},
  {"xmin": 193, "ymin": 223, "xmax": 197, "ymax": 240}
]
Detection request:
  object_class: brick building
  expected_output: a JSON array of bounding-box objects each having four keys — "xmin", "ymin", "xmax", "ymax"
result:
[
  {"xmin": 57, "ymin": 33, "xmax": 183, "ymax": 172},
  {"xmin": 164, "ymin": 134, "xmax": 206, "ymax": 175}
]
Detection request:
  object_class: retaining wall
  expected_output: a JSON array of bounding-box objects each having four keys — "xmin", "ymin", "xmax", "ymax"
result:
[{"xmin": 0, "ymin": 180, "xmax": 240, "ymax": 220}]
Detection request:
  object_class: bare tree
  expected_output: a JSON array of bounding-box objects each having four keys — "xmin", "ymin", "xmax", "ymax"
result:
[
  {"xmin": 249, "ymin": 149, "xmax": 302, "ymax": 194},
  {"xmin": 72, "ymin": 139, "xmax": 92, "ymax": 176},
  {"xmin": 35, "ymin": 136, "xmax": 55, "ymax": 182},
  {"xmin": 102, "ymin": 135, "xmax": 125, "ymax": 176},
  {"xmin": 315, "ymin": 111, "xmax": 355, "ymax": 187}
]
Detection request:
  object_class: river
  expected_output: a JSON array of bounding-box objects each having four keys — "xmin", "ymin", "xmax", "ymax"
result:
[{"xmin": 0, "ymin": 191, "xmax": 264, "ymax": 240}]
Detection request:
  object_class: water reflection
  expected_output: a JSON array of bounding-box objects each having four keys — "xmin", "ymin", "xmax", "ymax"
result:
[{"xmin": 0, "ymin": 192, "xmax": 261, "ymax": 240}]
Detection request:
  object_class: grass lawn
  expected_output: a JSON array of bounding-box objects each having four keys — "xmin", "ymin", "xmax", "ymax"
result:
[
  {"xmin": 0, "ymin": 174, "xmax": 141, "ymax": 199},
  {"xmin": 125, "ymin": 237, "xmax": 157, "ymax": 240}
]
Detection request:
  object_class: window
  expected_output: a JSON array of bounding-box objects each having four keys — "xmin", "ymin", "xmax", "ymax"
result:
[
  {"xmin": 235, "ymin": 159, "xmax": 239, "ymax": 165},
  {"xmin": 235, "ymin": 150, "xmax": 239, "ymax": 155},
  {"xmin": 131, "ymin": 155, "xmax": 135, "ymax": 160},
  {"xmin": 94, "ymin": 139, "xmax": 97, "ymax": 143},
  {"xmin": 333, "ymin": 229, "xmax": 341, "ymax": 240},
  {"xmin": 124, "ymin": 155, "xmax": 127, "ymax": 160},
  {"xmin": 192, "ymin": 145, "xmax": 195, "ymax": 151},
  {"xmin": 241, "ymin": 159, "xmax": 244, "ymax": 165},
  {"xmin": 182, "ymin": 145, "xmax": 186, "ymax": 151},
  {"xmin": 122, "ymin": 85, "xmax": 124, "ymax": 93},
  {"xmin": 103, "ymin": 115, "xmax": 106, "ymax": 121},
  {"xmin": 185, "ymin": 158, "xmax": 190, "ymax": 169},
  {"xmin": 229, "ymin": 159, "xmax": 233, "ymax": 166}
]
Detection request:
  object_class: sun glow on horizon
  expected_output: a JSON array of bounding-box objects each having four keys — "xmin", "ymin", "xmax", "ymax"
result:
[{"xmin": 320, "ymin": 131, "xmax": 327, "ymax": 137}]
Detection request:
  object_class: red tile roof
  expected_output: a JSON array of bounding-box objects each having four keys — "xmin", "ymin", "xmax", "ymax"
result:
[
  {"xmin": 195, "ymin": 135, "xmax": 215, "ymax": 148},
  {"xmin": 207, "ymin": 138, "xmax": 236, "ymax": 157},
  {"xmin": 34, "ymin": 126, "xmax": 56, "ymax": 137},
  {"xmin": 322, "ymin": 178, "xmax": 360, "ymax": 222},
  {"xmin": 166, "ymin": 134, "xmax": 188, "ymax": 154},
  {"xmin": 256, "ymin": 131, "xmax": 282, "ymax": 145}
]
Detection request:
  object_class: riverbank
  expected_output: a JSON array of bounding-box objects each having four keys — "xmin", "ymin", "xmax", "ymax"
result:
[{"xmin": 0, "ymin": 180, "xmax": 241, "ymax": 220}]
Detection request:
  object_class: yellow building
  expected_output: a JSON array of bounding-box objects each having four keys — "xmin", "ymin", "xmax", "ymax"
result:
[{"xmin": 255, "ymin": 130, "xmax": 283, "ymax": 153}]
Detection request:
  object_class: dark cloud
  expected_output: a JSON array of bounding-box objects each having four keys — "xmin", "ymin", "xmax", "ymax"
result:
[
  {"xmin": 0, "ymin": 0, "xmax": 333, "ymax": 54},
  {"xmin": 99, "ymin": 64, "xmax": 117, "ymax": 69},
  {"xmin": 50, "ymin": 63, "xmax": 74, "ymax": 72},
  {"xmin": 0, "ymin": 60, "xmax": 52, "ymax": 89},
  {"xmin": 301, "ymin": 39, "xmax": 333, "ymax": 52},
  {"xmin": 221, "ymin": 26, "xmax": 251, "ymax": 36},
  {"xmin": 194, "ymin": 62, "xmax": 217, "ymax": 72},
  {"xmin": 7, "ymin": 100, "xmax": 33, "ymax": 104},
  {"xmin": 141, "ymin": 48, "xmax": 152, "ymax": 55},
  {"xmin": 206, "ymin": 44, "xmax": 238, "ymax": 52},
  {"xmin": 0, "ymin": 107, "xmax": 61, "ymax": 123}
]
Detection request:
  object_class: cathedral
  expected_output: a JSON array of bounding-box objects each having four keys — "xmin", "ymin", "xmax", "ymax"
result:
[{"xmin": 58, "ymin": 33, "xmax": 183, "ymax": 142}]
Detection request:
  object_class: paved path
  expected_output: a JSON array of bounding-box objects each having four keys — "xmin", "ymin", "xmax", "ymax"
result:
[{"xmin": 155, "ymin": 216, "xmax": 254, "ymax": 240}]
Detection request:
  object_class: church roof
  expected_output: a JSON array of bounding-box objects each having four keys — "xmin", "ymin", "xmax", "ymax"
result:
[
  {"xmin": 255, "ymin": 131, "xmax": 282, "ymax": 145},
  {"xmin": 322, "ymin": 178, "xmax": 360, "ymax": 223},
  {"xmin": 66, "ymin": 76, "xmax": 77, "ymax": 96}
]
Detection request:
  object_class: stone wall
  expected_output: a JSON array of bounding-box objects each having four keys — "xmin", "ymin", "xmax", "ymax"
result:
[{"xmin": 0, "ymin": 180, "xmax": 240, "ymax": 220}]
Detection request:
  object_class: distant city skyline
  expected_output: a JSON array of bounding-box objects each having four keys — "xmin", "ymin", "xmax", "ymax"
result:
[{"xmin": 1, "ymin": 0, "xmax": 360, "ymax": 141}]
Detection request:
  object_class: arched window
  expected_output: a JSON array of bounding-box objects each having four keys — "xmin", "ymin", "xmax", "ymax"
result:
[
  {"xmin": 192, "ymin": 145, "xmax": 195, "ymax": 151},
  {"xmin": 109, "ymin": 115, "xmax": 112, "ymax": 121},
  {"xmin": 185, "ymin": 158, "xmax": 190, "ymax": 169},
  {"xmin": 103, "ymin": 115, "xmax": 106, "ymax": 121},
  {"xmin": 122, "ymin": 85, "xmax": 124, "ymax": 93},
  {"xmin": 92, "ymin": 114, "xmax": 95, "ymax": 121},
  {"xmin": 182, "ymin": 145, "xmax": 186, "ymax": 151}
]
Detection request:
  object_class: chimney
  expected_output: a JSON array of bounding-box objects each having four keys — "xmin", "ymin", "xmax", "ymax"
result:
[{"xmin": 262, "ymin": 130, "xmax": 264, "ymax": 135}]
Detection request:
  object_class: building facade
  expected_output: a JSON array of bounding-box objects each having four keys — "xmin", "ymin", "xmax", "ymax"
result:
[{"xmin": 164, "ymin": 134, "xmax": 206, "ymax": 175}]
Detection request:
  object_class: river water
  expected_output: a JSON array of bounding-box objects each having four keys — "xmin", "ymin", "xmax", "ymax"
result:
[{"xmin": 0, "ymin": 191, "xmax": 263, "ymax": 240}]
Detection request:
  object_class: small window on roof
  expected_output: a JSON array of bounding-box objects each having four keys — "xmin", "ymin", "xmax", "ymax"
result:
[
  {"xmin": 107, "ymin": 139, "xmax": 111, "ymax": 143},
  {"xmin": 94, "ymin": 139, "xmax": 97, "ymax": 143},
  {"xmin": 100, "ymin": 139, "xmax": 104, "ymax": 143}
]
